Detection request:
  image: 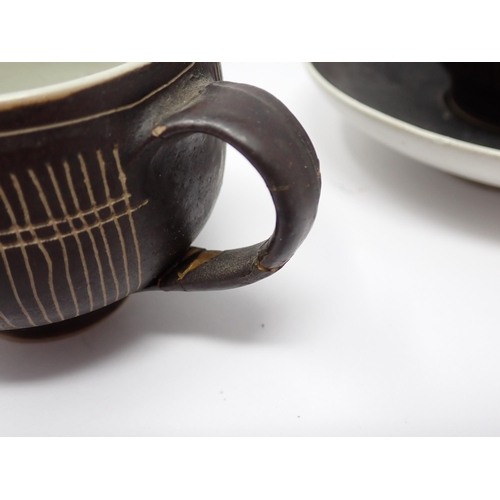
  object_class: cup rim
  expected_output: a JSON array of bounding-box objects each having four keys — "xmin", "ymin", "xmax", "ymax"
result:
[{"xmin": 0, "ymin": 62, "xmax": 149, "ymax": 109}]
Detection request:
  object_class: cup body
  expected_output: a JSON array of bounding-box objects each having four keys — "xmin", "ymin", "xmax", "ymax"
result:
[{"xmin": 0, "ymin": 62, "xmax": 225, "ymax": 329}]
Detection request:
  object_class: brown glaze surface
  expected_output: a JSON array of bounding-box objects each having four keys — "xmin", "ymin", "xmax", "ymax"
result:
[{"xmin": 0, "ymin": 63, "xmax": 320, "ymax": 332}]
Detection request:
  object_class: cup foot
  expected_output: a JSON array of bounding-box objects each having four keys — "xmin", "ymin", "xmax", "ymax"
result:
[{"xmin": 0, "ymin": 299, "xmax": 127, "ymax": 342}]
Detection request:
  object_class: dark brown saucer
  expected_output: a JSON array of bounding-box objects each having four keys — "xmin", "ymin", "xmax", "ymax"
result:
[{"xmin": 311, "ymin": 63, "xmax": 500, "ymax": 150}]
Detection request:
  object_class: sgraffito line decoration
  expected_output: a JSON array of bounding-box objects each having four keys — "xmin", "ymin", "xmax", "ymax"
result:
[
  {"xmin": 0, "ymin": 230, "xmax": 34, "ymax": 328},
  {"xmin": 11, "ymin": 173, "xmax": 65, "ymax": 322},
  {"xmin": 0, "ymin": 145, "xmax": 148, "ymax": 328},
  {"xmin": 0, "ymin": 182, "xmax": 51, "ymax": 325},
  {"xmin": 28, "ymin": 168, "xmax": 80, "ymax": 316},
  {"xmin": 113, "ymin": 145, "xmax": 143, "ymax": 291},
  {"xmin": 79, "ymin": 152, "xmax": 120, "ymax": 303},
  {"xmin": 46, "ymin": 162, "xmax": 95, "ymax": 312},
  {"xmin": 63, "ymin": 158, "xmax": 108, "ymax": 307},
  {"xmin": 96, "ymin": 149, "xmax": 131, "ymax": 296}
]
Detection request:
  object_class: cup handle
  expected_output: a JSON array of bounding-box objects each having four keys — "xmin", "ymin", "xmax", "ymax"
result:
[{"xmin": 148, "ymin": 81, "xmax": 321, "ymax": 291}]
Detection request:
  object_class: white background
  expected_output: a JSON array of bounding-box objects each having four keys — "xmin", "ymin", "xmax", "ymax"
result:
[{"xmin": 1, "ymin": 62, "xmax": 500, "ymax": 436}]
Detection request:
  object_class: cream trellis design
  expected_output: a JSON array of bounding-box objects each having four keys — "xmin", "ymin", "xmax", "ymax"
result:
[{"xmin": 0, "ymin": 145, "xmax": 148, "ymax": 329}]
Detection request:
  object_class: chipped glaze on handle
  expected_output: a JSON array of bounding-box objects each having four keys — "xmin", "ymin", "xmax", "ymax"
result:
[{"xmin": 150, "ymin": 81, "xmax": 321, "ymax": 291}]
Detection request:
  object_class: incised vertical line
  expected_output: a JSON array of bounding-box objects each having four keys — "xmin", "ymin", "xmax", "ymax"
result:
[
  {"xmin": 0, "ymin": 183, "xmax": 51, "ymax": 324},
  {"xmin": 47, "ymin": 163, "xmax": 94, "ymax": 311},
  {"xmin": 79, "ymin": 153, "xmax": 120, "ymax": 302},
  {"xmin": 11, "ymin": 173, "xmax": 64, "ymax": 321},
  {"xmin": 29, "ymin": 168, "xmax": 80, "ymax": 316},
  {"xmin": 96, "ymin": 149, "xmax": 130, "ymax": 295},
  {"xmin": 0, "ymin": 311, "xmax": 15, "ymax": 329},
  {"xmin": 63, "ymin": 159, "xmax": 107, "ymax": 307},
  {"xmin": 113, "ymin": 146, "xmax": 143, "ymax": 290},
  {"xmin": 0, "ymin": 243, "xmax": 33, "ymax": 327}
]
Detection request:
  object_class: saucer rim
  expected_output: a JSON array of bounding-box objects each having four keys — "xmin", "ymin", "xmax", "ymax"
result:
[{"xmin": 307, "ymin": 62, "xmax": 500, "ymax": 187}]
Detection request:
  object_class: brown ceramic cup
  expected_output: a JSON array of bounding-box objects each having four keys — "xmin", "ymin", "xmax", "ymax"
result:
[{"xmin": 0, "ymin": 62, "xmax": 320, "ymax": 334}]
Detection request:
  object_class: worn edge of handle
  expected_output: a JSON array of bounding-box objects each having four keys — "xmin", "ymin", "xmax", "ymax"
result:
[{"xmin": 144, "ymin": 80, "xmax": 320, "ymax": 292}]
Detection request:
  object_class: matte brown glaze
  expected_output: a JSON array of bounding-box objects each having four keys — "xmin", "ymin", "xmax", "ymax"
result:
[{"xmin": 0, "ymin": 63, "xmax": 320, "ymax": 332}]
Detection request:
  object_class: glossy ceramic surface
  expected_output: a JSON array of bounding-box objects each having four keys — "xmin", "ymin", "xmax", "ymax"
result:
[
  {"xmin": 308, "ymin": 62, "xmax": 500, "ymax": 187},
  {"xmin": 0, "ymin": 63, "xmax": 321, "ymax": 332}
]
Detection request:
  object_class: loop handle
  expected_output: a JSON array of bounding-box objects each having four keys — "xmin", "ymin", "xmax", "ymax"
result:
[{"xmin": 151, "ymin": 81, "xmax": 320, "ymax": 291}]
